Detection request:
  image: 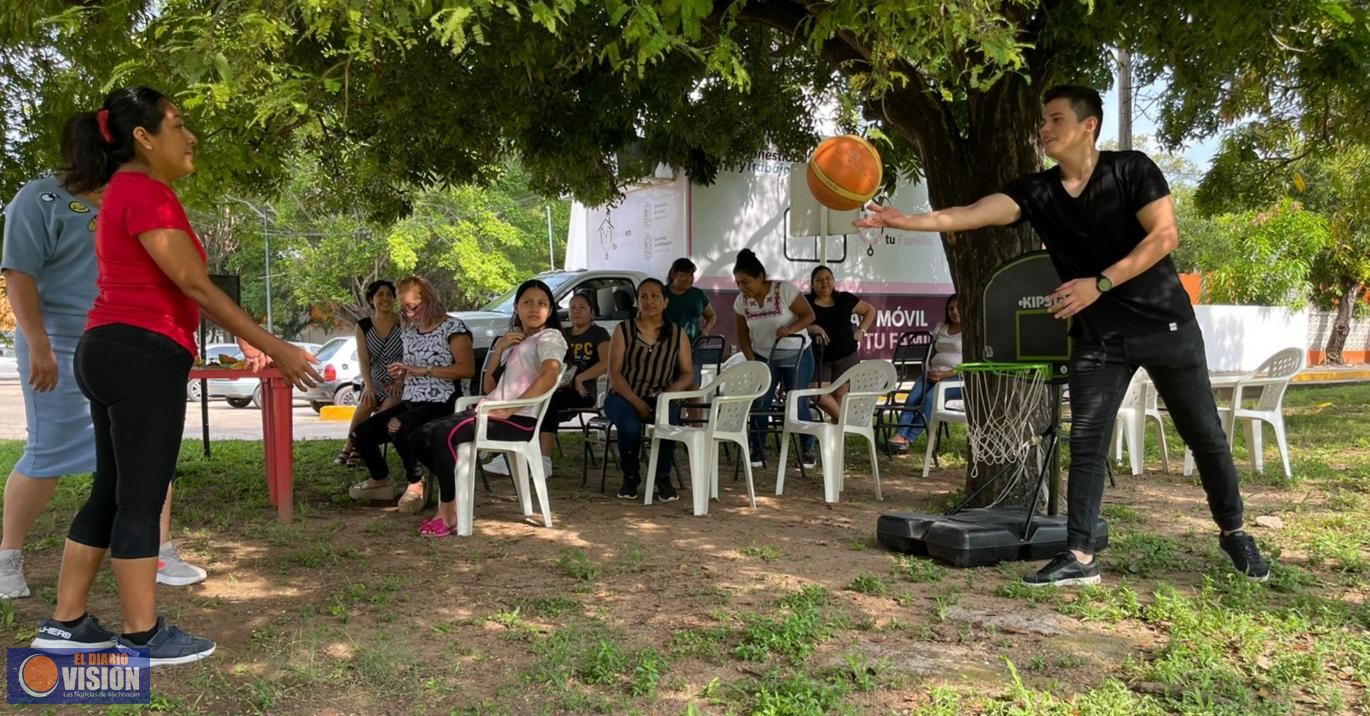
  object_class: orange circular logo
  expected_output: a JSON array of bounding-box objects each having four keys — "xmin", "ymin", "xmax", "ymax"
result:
[{"xmin": 19, "ymin": 654, "xmax": 59, "ymax": 697}]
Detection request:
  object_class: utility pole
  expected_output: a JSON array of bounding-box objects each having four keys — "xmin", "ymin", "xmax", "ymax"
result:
[
  {"xmin": 546, "ymin": 205, "xmax": 555, "ymax": 270},
  {"xmin": 1117, "ymin": 48, "xmax": 1134, "ymax": 151},
  {"xmin": 227, "ymin": 197, "xmax": 274, "ymax": 332}
]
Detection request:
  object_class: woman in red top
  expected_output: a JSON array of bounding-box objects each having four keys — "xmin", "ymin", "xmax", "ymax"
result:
[{"xmin": 30, "ymin": 87, "xmax": 320, "ymax": 666}]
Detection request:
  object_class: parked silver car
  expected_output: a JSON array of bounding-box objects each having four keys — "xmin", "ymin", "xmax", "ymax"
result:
[
  {"xmin": 186, "ymin": 344, "xmax": 243, "ymax": 402},
  {"xmin": 207, "ymin": 342, "xmax": 321, "ymax": 409}
]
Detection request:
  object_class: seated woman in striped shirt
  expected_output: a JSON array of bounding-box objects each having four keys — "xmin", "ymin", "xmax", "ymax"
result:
[{"xmin": 605, "ymin": 279, "xmax": 694, "ymax": 502}]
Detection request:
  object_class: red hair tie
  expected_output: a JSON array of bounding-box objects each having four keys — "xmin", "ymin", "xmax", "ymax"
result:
[{"xmin": 96, "ymin": 109, "xmax": 113, "ymax": 144}]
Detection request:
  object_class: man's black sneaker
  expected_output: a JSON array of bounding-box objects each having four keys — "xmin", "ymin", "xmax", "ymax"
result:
[
  {"xmin": 800, "ymin": 452, "xmax": 818, "ymax": 470},
  {"xmin": 617, "ymin": 478, "xmax": 639, "ymax": 500},
  {"xmin": 117, "ymin": 616, "xmax": 216, "ymax": 667},
  {"xmin": 1023, "ymin": 552, "xmax": 1101, "ymax": 588},
  {"xmin": 31, "ymin": 614, "xmax": 117, "ymax": 651},
  {"xmin": 1219, "ymin": 530, "xmax": 1271, "ymax": 582},
  {"xmin": 656, "ymin": 479, "xmax": 679, "ymax": 502}
]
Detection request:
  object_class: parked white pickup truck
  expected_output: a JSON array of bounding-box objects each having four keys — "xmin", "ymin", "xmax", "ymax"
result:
[{"xmin": 449, "ymin": 268, "xmax": 648, "ymax": 393}]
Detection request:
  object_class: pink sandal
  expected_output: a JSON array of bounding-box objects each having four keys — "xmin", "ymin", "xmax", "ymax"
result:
[{"xmin": 419, "ymin": 517, "xmax": 457, "ymax": 537}]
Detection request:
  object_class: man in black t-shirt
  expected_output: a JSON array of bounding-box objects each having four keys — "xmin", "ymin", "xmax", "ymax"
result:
[{"xmin": 856, "ymin": 85, "xmax": 1269, "ymax": 588}]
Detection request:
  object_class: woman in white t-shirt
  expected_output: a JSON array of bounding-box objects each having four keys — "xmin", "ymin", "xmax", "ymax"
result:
[
  {"xmin": 410, "ymin": 280, "xmax": 567, "ymax": 537},
  {"xmin": 732, "ymin": 249, "xmax": 818, "ymax": 467},
  {"xmin": 889, "ymin": 293, "xmax": 962, "ymax": 451}
]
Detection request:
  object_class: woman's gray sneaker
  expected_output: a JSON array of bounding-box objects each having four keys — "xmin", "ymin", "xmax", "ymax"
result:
[{"xmin": 0, "ymin": 549, "xmax": 31, "ymax": 599}]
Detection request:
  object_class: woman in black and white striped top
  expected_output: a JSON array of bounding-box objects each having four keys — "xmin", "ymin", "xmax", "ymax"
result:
[
  {"xmin": 336, "ymin": 279, "xmax": 403, "ymax": 466},
  {"xmin": 605, "ymin": 278, "xmax": 693, "ymax": 502}
]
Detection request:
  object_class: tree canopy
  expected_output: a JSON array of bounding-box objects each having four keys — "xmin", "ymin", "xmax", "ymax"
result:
[{"xmin": 5, "ymin": 0, "xmax": 1366, "ymax": 497}]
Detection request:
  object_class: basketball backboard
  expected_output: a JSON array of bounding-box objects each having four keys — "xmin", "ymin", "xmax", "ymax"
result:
[{"xmin": 980, "ymin": 251, "xmax": 1071, "ymax": 379}]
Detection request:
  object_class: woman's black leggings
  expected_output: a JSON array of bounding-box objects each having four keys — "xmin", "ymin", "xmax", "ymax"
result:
[
  {"xmin": 69, "ymin": 324, "xmax": 191, "ymax": 560},
  {"xmin": 411, "ymin": 409, "xmax": 539, "ymax": 503},
  {"xmin": 352, "ymin": 399, "xmax": 454, "ymax": 481}
]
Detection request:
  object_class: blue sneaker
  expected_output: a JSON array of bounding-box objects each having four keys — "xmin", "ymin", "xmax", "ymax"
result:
[
  {"xmin": 32, "ymin": 614, "xmax": 118, "ymax": 651},
  {"xmin": 117, "ymin": 616, "xmax": 216, "ymax": 667}
]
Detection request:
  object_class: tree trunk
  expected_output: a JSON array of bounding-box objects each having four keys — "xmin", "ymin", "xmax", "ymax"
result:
[
  {"xmin": 733, "ymin": 4, "xmax": 1060, "ymax": 507},
  {"xmin": 878, "ymin": 74, "xmax": 1049, "ymax": 507},
  {"xmin": 1325, "ymin": 279, "xmax": 1360, "ymax": 366}
]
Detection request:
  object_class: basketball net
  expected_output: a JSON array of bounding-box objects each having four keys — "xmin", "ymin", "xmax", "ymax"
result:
[{"xmin": 954, "ymin": 362, "xmax": 1053, "ymax": 506}]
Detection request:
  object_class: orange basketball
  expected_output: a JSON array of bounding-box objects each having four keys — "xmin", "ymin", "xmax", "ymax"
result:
[{"xmin": 806, "ymin": 135, "xmax": 883, "ymax": 211}]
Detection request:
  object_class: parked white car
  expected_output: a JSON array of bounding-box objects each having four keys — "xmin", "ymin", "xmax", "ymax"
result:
[
  {"xmin": 298, "ymin": 336, "xmax": 364, "ymax": 413},
  {"xmin": 0, "ymin": 330, "xmax": 18, "ymax": 382}
]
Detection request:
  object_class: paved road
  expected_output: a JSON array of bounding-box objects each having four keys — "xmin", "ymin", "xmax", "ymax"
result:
[{"xmin": 0, "ymin": 378, "xmax": 349, "ymax": 442}]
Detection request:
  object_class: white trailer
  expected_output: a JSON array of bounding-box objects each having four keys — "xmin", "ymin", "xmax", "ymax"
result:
[{"xmin": 565, "ymin": 155, "xmax": 956, "ymax": 356}]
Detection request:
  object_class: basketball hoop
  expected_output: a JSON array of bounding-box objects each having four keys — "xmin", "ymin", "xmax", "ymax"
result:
[{"xmin": 954, "ymin": 362, "xmax": 1053, "ymax": 506}]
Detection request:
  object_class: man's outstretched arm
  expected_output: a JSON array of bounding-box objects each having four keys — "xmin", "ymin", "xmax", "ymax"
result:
[{"xmin": 853, "ymin": 193, "xmax": 1022, "ymax": 233}]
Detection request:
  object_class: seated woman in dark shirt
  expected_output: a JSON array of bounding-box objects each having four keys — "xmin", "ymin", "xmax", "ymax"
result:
[{"xmin": 806, "ymin": 265, "xmax": 876, "ymax": 420}]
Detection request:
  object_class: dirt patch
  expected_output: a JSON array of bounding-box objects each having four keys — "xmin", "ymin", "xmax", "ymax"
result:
[{"xmin": 0, "ymin": 439, "xmax": 1362, "ymax": 713}]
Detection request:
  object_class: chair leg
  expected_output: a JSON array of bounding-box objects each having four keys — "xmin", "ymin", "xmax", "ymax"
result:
[
  {"xmin": 582, "ymin": 425, "xmax": 601, "ymax": 487},
  {"xmin": 820, "ymin": 431, "xmax": 841, "ymax": 504},
  {"xmin": 671, "ymin": 443, "xmax": 685, "ymax": 491},
  {"xmin": 479, "ymin": 461, "xmax": 492, "ymax": 492},
  {"xmin": 775, "ymin": 428, "xmax": 793, "ymax": 495},
  {"xmin": 1271, "ymin": 417, "xmax": 1292, "ymax": 479},
  {"xmin": 684, "ymin": 439, "xmax": 707, "ymax": 516},
  {"xmin": 738, "ymin": 440, "xmax": 756, "ymax": 509},
  {"xmin": 1244, "ymin": 418, "xmax": 1264, "ymax": 474},
  {"xmin": 600, "ymin": 433, "xmax": 615, "ymax": 494},
  {"xmin": 510, "ymin": 454, "xmax": 533, "ymax": 516},
  {"xmin": 1152, "ymin": 416, "xmax": 1171, "ymax": 474},
  {"xmin": 644, "ymin": 438, "xmax": 661, "ymax": 506},
  {"xmin": 693, "ymin": 440, "xmax": 713, "ymax": 516},
  {"xmin": 1130, "ymin": 415, "xmax": 1146, "ymax": 476},
  {"xmin": 528, "ymin": 454, "xmax": 553, "ymax": 527},
  {"xmin": 455, "ymin": 443, "xmax": 477, "ymax": 536},
  {"xmin": 921, "ymin": 418, "xmax": 940, "ymax": 478},
  {"xmin": 865, "ymin": 433, "xmax": 882, "ymax": 501}
]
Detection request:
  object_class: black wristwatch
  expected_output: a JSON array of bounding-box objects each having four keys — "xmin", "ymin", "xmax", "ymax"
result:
[{"xmin": 1095, "ymin": 273, "xmax": 1113, "ymax": 293}]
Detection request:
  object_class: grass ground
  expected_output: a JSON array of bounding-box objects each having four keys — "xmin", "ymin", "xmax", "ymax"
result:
[{"xmin": 0, "ymin": 383, "xmax": 1367, "ymax": 714}]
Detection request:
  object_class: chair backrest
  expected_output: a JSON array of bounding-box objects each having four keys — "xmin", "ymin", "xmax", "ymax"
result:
[
  {"xmin": 1117, "ymin": 368, "xmax": 1148, "ymax": 413},
  {"xmin": 473, "ymin": 347, "xmax": 499, "ymax": 397},
  {"xmin": 692, "ymin": 334, "xmax": 726, "ymax": 372},
  {"xmin": 709, "ymin": 361, "xmax": 773, "ymax": 434},
  {"xmin": 890, "ymin": 330, "xmax": 933, "ymax": 385},
  {"xmin": 1245, "ymin": 347, "xmax": 1304, "ymax": 412},
  {"xmin": 836, "ymin": 360, "xmax": 898, "ymax": 429},
  {"xmin": 1252, "ymin": 347, "xmax": 1304, "ymax": 380},
  {"xmin": 767, "ymin": 334, "xmax": 807, "ymax": 369},
  {"xmin": 528, "ymin": 365, "xmax": 578, "ymax": 433},
  {"xmin": 608, "ymin": 287, "xmax": 636, "ymax": 321}
]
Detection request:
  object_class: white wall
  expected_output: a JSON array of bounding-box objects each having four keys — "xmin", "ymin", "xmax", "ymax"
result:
[{"xmin": 1194, "ymin": 305, "xmax": 1308, "ymax": 371}]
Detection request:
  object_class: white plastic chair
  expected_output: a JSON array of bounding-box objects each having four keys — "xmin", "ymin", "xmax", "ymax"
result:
[
  {"xmin": 450, "ymin": 365, "xmax": 572, "ymax": 536},
  {"xmin": 1184, "ymin": 347, "xmax": 1303, "ymax": 478},
  {"xmin": 921, "ymin": 378, "xmax": 966, "ymax": 478},
  {"xmin": 776, "ymin": 360, "xmax": 897, "ymax": 503},
  {"xmin": 643, "ymin": 361, "xmax": 772, "ymax": 516},
  {"xmin": 1113, "ymin": 369, "xmax": 1169, "ymax": 476}
]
